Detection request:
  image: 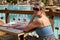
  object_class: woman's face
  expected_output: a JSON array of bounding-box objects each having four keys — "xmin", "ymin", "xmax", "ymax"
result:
[{"xmin": 33, "ymin": 5, "xmax": 42, "ymax": 16}]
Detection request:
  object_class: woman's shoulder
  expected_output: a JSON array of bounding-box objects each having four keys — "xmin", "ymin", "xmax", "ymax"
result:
[{"xmin": 35, "ymin": 18, "xmax": 42, "ymax": 23}]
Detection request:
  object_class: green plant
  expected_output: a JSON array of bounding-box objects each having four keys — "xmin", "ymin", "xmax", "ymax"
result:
[
  {"xmin": 12, "ymin": 0, "xmax": 17, "ymax": 4},
  {"xmin": 6, "ymin": 0, "xmax": 17, "ymax": 4},
  {"xmin": 6, "ymin": 0, "xmax": 12, "ymax": 3}
]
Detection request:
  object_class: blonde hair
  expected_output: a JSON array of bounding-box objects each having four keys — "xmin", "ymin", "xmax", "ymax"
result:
[
  {"xmin": 34, "ymin": 2, "xmax": 45, "ymax": 8},
  {"xmin": 34, "ymin": 2, "xmax": 46, "ymax": 15}
]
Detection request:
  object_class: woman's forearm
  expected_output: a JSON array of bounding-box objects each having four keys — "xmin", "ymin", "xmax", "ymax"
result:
[{"xmin": 29, "ymin": 14, "xmax": 35, "ymax": 24}]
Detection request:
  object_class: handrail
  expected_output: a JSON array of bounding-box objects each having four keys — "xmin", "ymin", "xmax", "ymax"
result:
[{"xmin": 0, "ymin": 8, "xmax": 60, "ymax": 16}]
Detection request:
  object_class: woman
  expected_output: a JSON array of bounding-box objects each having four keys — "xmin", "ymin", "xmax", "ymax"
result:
[{"xmin": 23, "ymin": 2, "xmax": 56, "ymax": 40}]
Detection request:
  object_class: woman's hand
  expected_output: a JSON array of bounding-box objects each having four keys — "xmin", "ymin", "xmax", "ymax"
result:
[
  {"xmin": 16, "ymin": 22, "xmax": 21, "ymax": 26},
  {"xmin": 7, "ymin": 24, "xmax": 16, "ymax": 29},
  {"xmin": 7, "ymin": 23, "xmax": 21, "ymax": 29},
  {"xmin": 0, "ymin": 24, "xmax": 4, "ymax": 26}
]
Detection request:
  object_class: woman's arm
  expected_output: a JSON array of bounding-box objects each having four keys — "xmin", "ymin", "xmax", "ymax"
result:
[
  {"xmin": 23, "ymin": 20, "xmax": 39, "ymax": 33},
  {"xmin": 7, "ymin": 22, "xmax": 21, "ymax": 28},
  {"xmin": 23, "ymin": 14, "xmax": 35, "ymax": 33},
  {"xmin": 29, "ymin": 14, "xmax": 35, "ymax": 24}
]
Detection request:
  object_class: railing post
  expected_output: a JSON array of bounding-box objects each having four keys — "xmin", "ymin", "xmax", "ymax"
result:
[
  {"xmin": 49, "ymin": 8, "xmax": 54, "ymax": 31},
  {"xmin": 49, "ymin": 15, "xmax": 54, "ymax": 31},
  {"xmin": 5, "ymin": 8, "xmax": 10, "ymax": 23}
]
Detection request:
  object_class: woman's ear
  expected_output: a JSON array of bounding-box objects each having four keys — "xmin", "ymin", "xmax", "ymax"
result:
[
  {"xmin": 40, "ymin": 10, "xmax": 43, "ymax": 12},
  {"xmin": 40, "ymin": 10, "xmax": 44, "ymax": 14},
  {"xmin": 41, "ymin": 8, "xmax": 45, "ymax": 12}
]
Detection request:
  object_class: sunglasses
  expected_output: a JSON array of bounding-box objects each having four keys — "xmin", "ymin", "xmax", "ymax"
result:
[{"xmin": 33, "ymin": 7, "xmax": 42, "ymax": 11}]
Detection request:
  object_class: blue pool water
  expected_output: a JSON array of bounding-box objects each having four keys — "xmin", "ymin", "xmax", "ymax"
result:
[{"xmin": 0, "ymin": 5, "xmax": 60, "ymax": 39}]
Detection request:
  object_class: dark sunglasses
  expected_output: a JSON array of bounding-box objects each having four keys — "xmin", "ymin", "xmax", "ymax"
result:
[{"xmin": 33, "ymin": 7, "xmax": 42, "ymax": 11}]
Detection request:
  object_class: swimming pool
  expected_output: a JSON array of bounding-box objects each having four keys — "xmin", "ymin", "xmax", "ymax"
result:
[
  {"xmin": 0, "ymin": 5, "xmax": 60, "ymax": 39},
  {"xmin": 0, "ymin": 5, "xmax": 33, "ymax": 22}
]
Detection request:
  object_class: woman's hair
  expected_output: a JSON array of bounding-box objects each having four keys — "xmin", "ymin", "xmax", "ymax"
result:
[
  {"xmin": 34, "ymin": 2, "xmax": 46, "ymax": 15},
  {"xmin": 34, "ymin": 2, "xmax": 45, "ymax": 9}
]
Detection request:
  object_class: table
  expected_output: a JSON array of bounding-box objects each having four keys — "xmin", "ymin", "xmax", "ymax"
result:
[{"xmin": 0, "ymin": 26, "xmax": 24, "ymax": 40}]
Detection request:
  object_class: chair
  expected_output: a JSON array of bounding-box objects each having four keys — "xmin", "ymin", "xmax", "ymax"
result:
[
  {"xmin": 0, "ymin": 19, "xmax": 6, "ymax": 36},
  {"xmin": 0, "ymin": 19, "xmax": 18, "ymax": 40},
  {"xmin": 0, "ymin": 19, "xmax": 5, "ymax": 25}
]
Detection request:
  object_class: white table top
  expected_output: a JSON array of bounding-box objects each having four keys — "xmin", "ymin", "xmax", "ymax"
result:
[{"xmin": 0, "ymin": 26, "xmax": 23, "ymax": 34}]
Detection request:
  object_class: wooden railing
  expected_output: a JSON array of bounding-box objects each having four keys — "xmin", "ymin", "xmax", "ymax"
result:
[{"xmin": 0, "ymin": 8, "xmax": 60, "ymax": 31}]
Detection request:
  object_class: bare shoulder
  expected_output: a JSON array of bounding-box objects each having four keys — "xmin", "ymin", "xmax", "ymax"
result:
[
  {"xmin": 35, "ymin": 19, "xmax": 42, "ymax": 23},
  {"xmin": 33, "ymin": 19, "xmax": 42, "ymax": 25}
]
